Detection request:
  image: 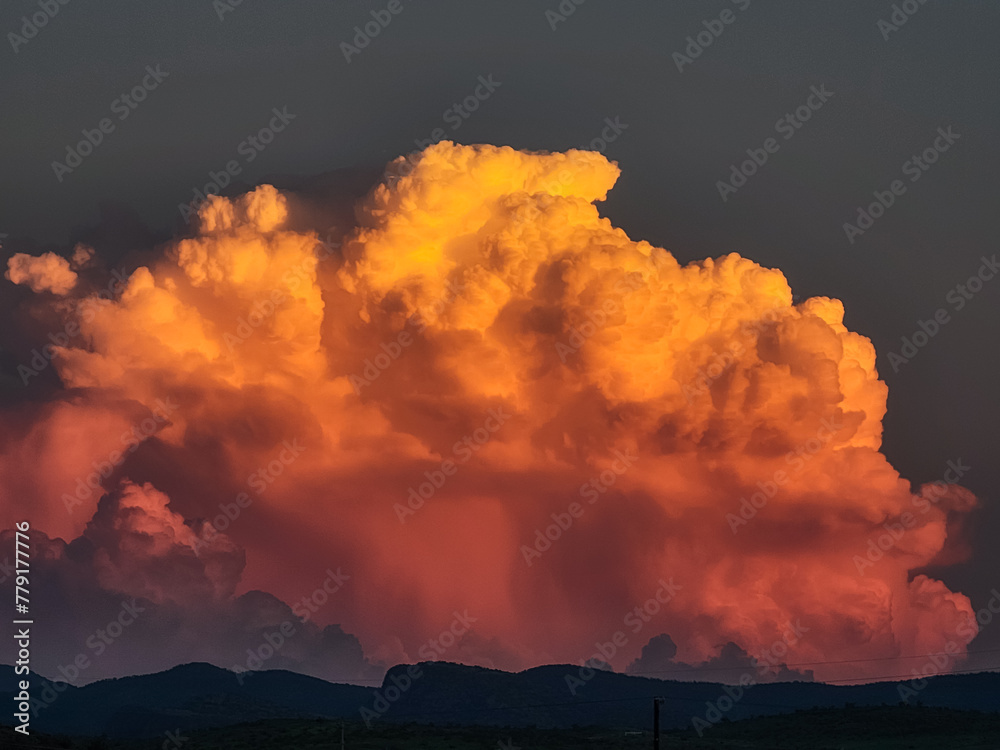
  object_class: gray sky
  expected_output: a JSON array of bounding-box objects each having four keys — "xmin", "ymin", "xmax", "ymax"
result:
[{"xmin": 2, "ymin": 0, "xmax": 999, "ymax": 669}]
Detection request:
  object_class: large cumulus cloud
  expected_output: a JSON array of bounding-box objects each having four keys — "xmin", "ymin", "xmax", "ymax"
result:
[{"xmin": 0, "ymin": 142, "xmax": 979, "ymax": 684}]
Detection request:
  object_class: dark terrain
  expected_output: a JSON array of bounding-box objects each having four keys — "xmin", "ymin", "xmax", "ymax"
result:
[
  {"xmin": 3, "ymin": 661, "xmax": 1000, "ymax": 747},
  {"xmin": 4, "ymin": 706, "xmax": 1000, "ymax": 749}
]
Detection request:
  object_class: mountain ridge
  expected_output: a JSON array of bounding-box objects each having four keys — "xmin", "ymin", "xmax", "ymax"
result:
[{"xmin": 3, "ymin": 661, "xmax": 1000, "ymax": 738}]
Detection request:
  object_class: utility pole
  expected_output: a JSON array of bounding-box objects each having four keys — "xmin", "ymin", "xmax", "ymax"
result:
[{"xmin": 653, "ymin": 696, "xmax": 663, "ymax": 750}]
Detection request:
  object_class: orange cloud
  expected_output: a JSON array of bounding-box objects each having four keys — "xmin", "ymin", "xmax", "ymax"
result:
[
  {"xmin": 6, "ymin": 251, "xmax": 77, "ymax": 294},
  {"xmin": 1, "ymin": 142, "xmax": 978, "ymax": 683}
]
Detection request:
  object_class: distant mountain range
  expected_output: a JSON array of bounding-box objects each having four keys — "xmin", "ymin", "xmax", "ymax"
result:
[{"xmin": 3, "ymin": 661, "xmax": 1000, "ymax": 738}]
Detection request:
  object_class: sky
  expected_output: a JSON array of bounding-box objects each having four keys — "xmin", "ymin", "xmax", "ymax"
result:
[{"xmin": 1, "ymin": 0, "xmax": 998, "ymax": 688}]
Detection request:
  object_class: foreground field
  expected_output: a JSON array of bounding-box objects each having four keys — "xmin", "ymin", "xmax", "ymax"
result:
[{"xmin": 5, "ymin": 705, "xmax": 1000, "ymax": 749}]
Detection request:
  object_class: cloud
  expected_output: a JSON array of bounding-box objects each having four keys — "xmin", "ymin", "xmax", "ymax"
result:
[
  {"xmin": 70, "ymin": 244, "xmax": 96, "ymax": 270},
  {"xmin": 0, "ymin": 482, "xmax": 379, "ymax": 685},
  {"xmin": 5, "ymin": 252, "xmax": 77, "ymax": 294},
  {"xmin": 627, "ymin": 633, "xmax": 813, "ymax": 684},
  {"xmin": 0, "ymin": 142, "xmax": 979, "ymax": 683}
]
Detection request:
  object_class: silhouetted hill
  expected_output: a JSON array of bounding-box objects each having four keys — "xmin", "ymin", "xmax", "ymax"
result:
[
  {"xmin": 377, "ymin": 661, "xmax": 1000, "ymax": 730},
  {"xmin": 0, "ymin": 662, "xmax": 372, "ymax": 737},
  {"xmin": 4, "ymin": 661, "xmax": 1000, "ymax": 738}
]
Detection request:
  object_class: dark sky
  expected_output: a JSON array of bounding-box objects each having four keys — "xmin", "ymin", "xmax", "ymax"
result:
[{"xmin": 2, "ymin": 0, "xmax": 999, "ymax": 669}]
